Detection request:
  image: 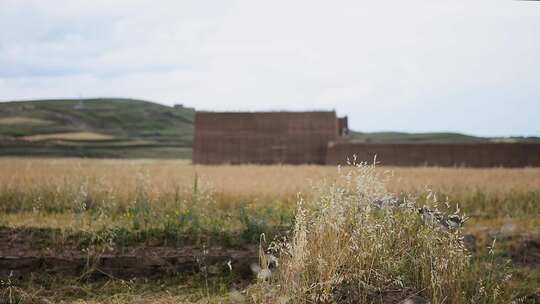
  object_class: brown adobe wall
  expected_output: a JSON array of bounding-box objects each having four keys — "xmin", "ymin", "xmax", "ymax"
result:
[
  {"xmin": 325, "ymin": 143, "xmax": 540, "ymax": 167},
  {"xmin": 193, "ymin": 111, "xmax": 339, "ymax": 164},
  {"xmin": 338, "ymin": 116, "xmax": 349, "ymax": 136}
]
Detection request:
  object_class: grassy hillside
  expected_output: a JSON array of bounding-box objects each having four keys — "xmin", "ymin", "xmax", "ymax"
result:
[
  {"xmin": 349, "ymin": 131, "xmax": 487, "ymax": 143},
  {"xmin": 349, "ymin": 131, "xmax": 540, "ymax": 144},
  {"xmin": 0, "ymin": 98, "xmax": 194, "ymax": 158}
]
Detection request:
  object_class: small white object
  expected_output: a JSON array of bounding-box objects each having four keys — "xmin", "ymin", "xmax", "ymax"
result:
[{"xmin": 257, "ymin": 268, "xmax": 272, "ymax": 281}]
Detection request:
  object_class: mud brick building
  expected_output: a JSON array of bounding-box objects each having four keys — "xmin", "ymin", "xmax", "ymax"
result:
[
  {"xmin": 193, "ymin": 111, "xmax": 540, "ymax": 167},
  {"xmin": 326, "ymin": 142, "xmax": 540, "ymax": 167},
  {"xmin": 193, "ymin": 111, "xmax": 347, "ymax": 164}
]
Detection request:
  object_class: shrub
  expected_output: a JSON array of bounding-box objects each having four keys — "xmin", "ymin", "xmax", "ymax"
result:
[{"xmin": 253, "ymin": 163, "xmax": 507, "ymax": 304}]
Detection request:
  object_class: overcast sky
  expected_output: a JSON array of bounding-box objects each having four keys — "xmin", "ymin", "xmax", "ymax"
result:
[{"xmin": 0, "ymin": 0, "xmax": 539, "ymax": 136}]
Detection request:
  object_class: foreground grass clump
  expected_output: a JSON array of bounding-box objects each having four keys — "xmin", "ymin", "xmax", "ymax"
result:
[{"xmin": 253, "ymin": 163, "xmax": 508, "ymax": 304}]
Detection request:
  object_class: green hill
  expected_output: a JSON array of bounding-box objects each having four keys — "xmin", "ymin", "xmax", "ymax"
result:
[
  {"xmin": 348, "ymin": 131, "xmax": 540, "ymax": 144},
  {"xmin": 348, "ymin": 131, "xmax": 487, "ymax": 143},
  {"xmin": 0, "ymin": 98, "xmax": 194, "ymax": 158},
  {"xmin": 0, "ymin": 98, "xmax": 538, "ymax": 158}
]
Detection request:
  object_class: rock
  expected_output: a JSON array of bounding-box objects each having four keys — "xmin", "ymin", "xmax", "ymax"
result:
[
  {"xmin": 444, "ymin": 215, "xmax": 464, "ymax": 229},
  {"xmin": 418, "ymin": 207, "xmax": 463, "ymax": 230}
]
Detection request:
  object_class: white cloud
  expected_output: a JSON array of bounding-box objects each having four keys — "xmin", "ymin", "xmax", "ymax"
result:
[{"xmin": 0, "ymin": 0, "xmax": 539, "ymax": 136}]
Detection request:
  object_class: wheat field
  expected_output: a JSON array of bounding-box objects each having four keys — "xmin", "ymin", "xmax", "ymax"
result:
[{"xmin": 1, "ymin": 157, "xmax": 539, "ymax": 195}]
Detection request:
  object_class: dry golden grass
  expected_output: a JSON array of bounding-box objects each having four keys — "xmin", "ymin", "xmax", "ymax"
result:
[
  {"xmin": 0, "ymin": 116, "xmax": 52, "ymax": 125},
  {"xmin": 1, "ymin": 157, "xmax": 539, "ymax": 197},
  {"xmin": 21, "ymin": 132, "xmax": 114, "ymax": 141},
  {"xmin": 251, "ymin": 164, "xmax": 506, "ymax": 303},
  {"xmin": 2, "ymin": 157, "xmax": 538, "ymax": 235}
]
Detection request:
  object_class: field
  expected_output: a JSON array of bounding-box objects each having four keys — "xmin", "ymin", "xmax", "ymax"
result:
[{"xmin": 0, "ymin": 158, "xmax": 539, "ymax": 303}]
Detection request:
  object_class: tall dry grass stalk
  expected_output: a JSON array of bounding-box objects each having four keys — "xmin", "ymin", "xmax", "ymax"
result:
[{"xmin": 253, "ymin": 162, "xmax": 507, "ymax": 304}]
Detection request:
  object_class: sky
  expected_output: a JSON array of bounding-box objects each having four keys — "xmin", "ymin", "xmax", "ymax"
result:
[{"xmin": 0, "ymin": 0, "xmax": 539, "ymax": 136}]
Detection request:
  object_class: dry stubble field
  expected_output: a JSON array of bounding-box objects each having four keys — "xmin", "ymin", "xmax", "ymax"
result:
[{"xmin": 0, "ymin": 158, "xmax": 539, "ymax": 303}]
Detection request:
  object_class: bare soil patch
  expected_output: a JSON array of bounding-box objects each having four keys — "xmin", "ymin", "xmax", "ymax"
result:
[
  {"xmin": 511, "ymin": 239, "xmax": 540, "ymax": 267},
  {"xmin": 0, "ymin": 227, "xmax": 257, "ymax": 280}
]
